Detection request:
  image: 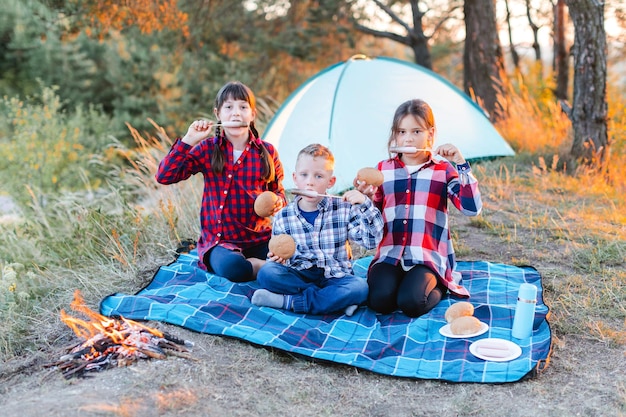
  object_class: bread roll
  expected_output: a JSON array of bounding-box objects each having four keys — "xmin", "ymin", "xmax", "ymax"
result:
[
  {"xmin": 445, "ymin": 301, "xmax": 474, "ymax": 323},
  {"xmin": 356, "ymin": 167, "xmax": 384, "ymax": 187},
  {"xmin": 254, "ymin": 191, "xmax": 278, "ymax": 217},
  {"xmin": 449, "ymin": 316, "xmax": 482, "ymax": 335},
  {"xmin": 268, "ymin": 234, "xmax": 296, "ymax": 259}
]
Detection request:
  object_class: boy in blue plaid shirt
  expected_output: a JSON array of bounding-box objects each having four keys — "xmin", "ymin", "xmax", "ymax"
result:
[{"xmin": 252, "ymin": 144, "xmax": 383, "ymax": 316}]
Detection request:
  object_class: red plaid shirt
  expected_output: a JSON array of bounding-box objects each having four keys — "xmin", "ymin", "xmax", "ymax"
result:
[
  {"xmin": 370, "ymin": 157, "xmax": 482, "ymax": 296},
  {"xmin": 156, "ymin": 134, "xmax": 285, "ymax": 270}
]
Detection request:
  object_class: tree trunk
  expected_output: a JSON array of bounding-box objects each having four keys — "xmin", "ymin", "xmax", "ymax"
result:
[
  {"xmin": 463, "ymin": 0, "xmax": 506, "ymax": 122},
  {"xmin": 408, "ymin": 0, "xmax": 432, "ymax": 69},
  {"xmin": 352, "ymin": 0, "xmax": 433, "ymax": 69},
  {"xmin": 525, "ymin": 0, "xmax": 542, "ymax": 63},
  {"xmin": 504, "ymin": 0, "xmax": 520, "ymax": 69},
  {"xmin": 410, "ymin": 41, "xmax": 433, "ymax": 70},
  {"xmin": 553, "ymin": 0, "xmax": 569, "ymax": 100},
  {"xmin": 563, "ymin": 0, "xmax": 608, "ymax": 166}
]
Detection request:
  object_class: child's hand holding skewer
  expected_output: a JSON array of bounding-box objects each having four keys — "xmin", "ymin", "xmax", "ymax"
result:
[
  {"xmin": 182, "ymin": 120, "xmax": 249, "ymax": 147},
  {"xmin": 434, "ymin": 143, "xmax": 466, "ymax": 164},
  {"xmin": 342, "ymin": 189, "xmax": 367, "ymax": 205},
  {"xmin": 182, "ymin": 120, "xmax": 214, "ymax": 146}
]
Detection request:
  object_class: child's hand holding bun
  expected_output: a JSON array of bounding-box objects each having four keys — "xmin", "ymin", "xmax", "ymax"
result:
[
  {"xmin": 356, "ymin": 167, "xmax": 384, "ymax": 187},
  {"xmin": 354, "ymin": 167, "xmax": 383, "ymax": 198},
  {"xmin": 268, "ymin": 234, "xmax": 296, "ymax": 260},
  {"xmin": 254, "ymin": 191, "xmax": 280, "ymax": 217}
]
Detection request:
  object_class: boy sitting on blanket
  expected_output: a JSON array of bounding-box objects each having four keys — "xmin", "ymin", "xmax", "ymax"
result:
[{"xmin": 251, "ymin": 144, "xmax": 384, "ymax": 316}]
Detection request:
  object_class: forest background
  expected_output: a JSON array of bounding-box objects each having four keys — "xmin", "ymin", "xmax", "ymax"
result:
[{"xmin": 0, "ymin": 1, "xmax": 625, "ymax": 416}]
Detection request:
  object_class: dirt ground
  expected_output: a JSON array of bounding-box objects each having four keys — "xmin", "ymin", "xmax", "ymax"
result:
[
  {"xmin": 0, "ymin": 326, "xmax": 623, "ymax": 417},
  {"xmin": 0, "ymin": 215, "xmax": 624, "ymax": 417}
]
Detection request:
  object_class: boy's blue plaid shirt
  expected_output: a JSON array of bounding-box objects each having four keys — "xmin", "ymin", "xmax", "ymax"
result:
[{"xmin": 272, "ymin": 196, "xmax": 383, "ymax": 278}]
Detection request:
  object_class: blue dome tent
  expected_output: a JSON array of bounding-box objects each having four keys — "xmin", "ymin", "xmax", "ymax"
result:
[{"xmin": 263, "ymin": 55, "xmax": 514, "ymax": 191}]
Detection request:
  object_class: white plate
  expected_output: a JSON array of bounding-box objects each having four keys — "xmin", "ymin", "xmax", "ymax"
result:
[
  {"xmin": 439, "ymin": 321, "xmax": 489, "ymax": 338},
  {"xmin": 469, "ymin": 338, "xmax": 522, "ymax": 362}
]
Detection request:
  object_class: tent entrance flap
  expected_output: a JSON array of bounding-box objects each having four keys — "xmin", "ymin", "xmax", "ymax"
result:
[{"xmin": 328, "ymin": 54, "xmax": 371, "ymax": 149}]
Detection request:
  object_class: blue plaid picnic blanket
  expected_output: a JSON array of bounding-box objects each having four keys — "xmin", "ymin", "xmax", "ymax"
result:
[{"xmin": 100, "ymin": 252, "xmax": 552, "ymax": 383}]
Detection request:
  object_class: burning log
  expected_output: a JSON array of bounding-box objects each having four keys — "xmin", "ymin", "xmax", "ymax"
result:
[{"xmin": 45, "ymin": 290, "xmax": 194, "ymax": 379}]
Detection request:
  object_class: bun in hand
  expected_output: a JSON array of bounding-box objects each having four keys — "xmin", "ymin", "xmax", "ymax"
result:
[
  {"xmin": 254, "ymin": 191, "xmax": 279, "ymax": 217},
  {"xmin": 268, "ymin": 234, "xmax": 296, "ymax": 259},
  {"xmin": 356, "ymin": 167, "xmax": 384, "ymax": 187}
]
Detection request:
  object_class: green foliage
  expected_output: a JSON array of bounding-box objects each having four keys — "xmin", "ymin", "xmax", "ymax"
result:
[
  {"xmin": 0, "ymin": 1, "xmax": 200, "ymax": 140},
  {"xmin": 0, "ymin": 0, "xmax": 53, "ymax": 97},
  {"xmin": 0, "ymin": 261, "xmax": 39, "ymax": 357},
  {"xmin": 0, "ymin": 0, "xmax": 123, "ymax": 133},
  {"xmin": 1, "ymin": 0, "xmax": 387, "ymax": 144},
  {"xmin": 0, "ymin": 85, "xmax": 116, "ymax": 207}
]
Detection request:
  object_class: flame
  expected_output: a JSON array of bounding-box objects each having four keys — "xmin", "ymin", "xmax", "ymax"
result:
[
  {"xmin": 52, "ymin": 290, "xmax": 191, "ymax": 378},
  {"xmin": 60, "ymin": 289, "xmax": 166, "ymax": 363},
  {"xmin": 61, "ymin": 290, "xmax": 163, "ymax": 343}
]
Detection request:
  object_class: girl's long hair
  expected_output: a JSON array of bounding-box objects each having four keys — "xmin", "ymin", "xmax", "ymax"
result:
[
  {"xmin": 212, "ymin": 81, "xmax": 275, "ymax": 182},
  {"xmin": 387, "ymin": 99, "xmax": 435, "ymax": 154}
]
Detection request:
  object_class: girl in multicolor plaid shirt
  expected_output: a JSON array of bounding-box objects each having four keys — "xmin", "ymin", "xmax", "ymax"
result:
[
  {"xmin": 156, "ymin": 82, "xmax": 286, "ymax": 282},
  {"xmin": 251, "ymin": 144, "xmax": 384, "ymax": 315},
  {"xmin": 360, "ymin": 99, "xmax": 482, "ymax": 318}
]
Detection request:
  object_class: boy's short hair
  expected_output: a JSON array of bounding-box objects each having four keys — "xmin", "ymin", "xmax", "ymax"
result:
[{"xmin": 297, "ymin": 144, "xmax": 335, "ymax": 167}]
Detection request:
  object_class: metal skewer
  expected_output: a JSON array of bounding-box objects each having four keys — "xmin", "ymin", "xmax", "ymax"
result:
[
  {"xmin": 290, "ymin": 189, "xmax": 343, "ymax": 199},
  {"xmin": 390, "ymin": 146, "xmax": 431, "ymax": 154},
  {"xmin": 215, "ymin": 121, "xmax": 249, "ymax": 128}
]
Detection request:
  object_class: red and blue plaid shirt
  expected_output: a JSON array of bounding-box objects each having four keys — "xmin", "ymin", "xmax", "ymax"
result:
[
  {"xmin": 370, "ymin": 157, "xmax": 482, "ymax": 296},
  {"xmin": 156, "ymin": 134, "xmax": 285, "ymax": 270}
]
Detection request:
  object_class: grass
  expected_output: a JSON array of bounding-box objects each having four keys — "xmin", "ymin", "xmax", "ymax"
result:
[
  {"xmin": 0, "ymin": 74, "xmax": 625, "ymax": 368},
  {"xmin": 467, "ymin": 149, "xmax": 625, "ymax": 347}
]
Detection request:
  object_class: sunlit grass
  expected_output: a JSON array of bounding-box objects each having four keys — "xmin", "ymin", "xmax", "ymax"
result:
[
  {"xmin": 465, "ymin": 72, "xmax": 625, "ymax": 347},
  {"xmin": 496, "ymin": 69, "xmax": 573, "ymax": 158},
  {"xmin": 465, "ymin": 157, "xmax": 625, "ymax": 346}
]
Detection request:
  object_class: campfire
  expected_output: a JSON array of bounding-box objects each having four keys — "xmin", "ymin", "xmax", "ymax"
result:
[{"xmin": 46, "ymin": 290, "xmax": 193, "ymax": 379}]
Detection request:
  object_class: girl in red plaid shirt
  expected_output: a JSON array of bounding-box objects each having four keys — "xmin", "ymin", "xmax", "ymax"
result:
[
  {"xmin": 359, "ymin": 99, "xmax": 482, "ymax": 317},
  {"xmin": 156, "ymin": 82, "xmax": 286, "ymax": 282}
]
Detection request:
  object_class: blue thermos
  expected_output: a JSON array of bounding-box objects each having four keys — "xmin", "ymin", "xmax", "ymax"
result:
[{"xmin": 511, "ymin": 283, "xmax": 537, "ymax": 339}]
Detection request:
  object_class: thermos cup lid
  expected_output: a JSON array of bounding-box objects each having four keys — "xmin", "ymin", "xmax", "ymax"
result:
[{"xmin": 518, "ymin": 283, "xmax": 537, "ymax": 302}]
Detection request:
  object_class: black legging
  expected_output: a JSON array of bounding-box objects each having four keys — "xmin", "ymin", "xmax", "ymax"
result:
[
  {"xmin": 367, "ymin": 262, "xmax": 446, "ymax": 318},
  {"xmin": 204, "ymin": 242, "xmax": 269, "ymax": 282}
]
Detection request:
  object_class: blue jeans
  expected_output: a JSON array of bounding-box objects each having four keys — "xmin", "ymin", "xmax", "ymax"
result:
[{"xmin": 257, "ymin": 262, "xmax": 368, "ymax": 314}]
